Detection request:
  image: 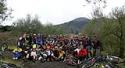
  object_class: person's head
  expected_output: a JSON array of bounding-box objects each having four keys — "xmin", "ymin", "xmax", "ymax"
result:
[
  {"xmin": 55, "ymin": 46, "xmax": 58, "ymax": 49},
  {"xmin": 93, "ymin": 35, "xmax": 98, "ymax": 41},
  {"xmin": 19, "ymin": 37, "xmax": 22, "ymax": 40},
  {"xmin": 32, "ymin": 48, "xmax": 36, "ymax": 51},
  {"xmin": 37, "ymin": 33, "xmax": 41, "ymax": 37},
  {"xmin": 23, "ymin": 33, "xmax": 27, "ymax": 38},
  {"xmin": 42, "ymin": 45, "xmax": 46, "ymax": 49},
  {"xmin": 26, "ymin": 46, "xmax": 29, "ymax": 49},
  {"xmin": 33, "ymin": 34, "xmax": 36, "ymax": 37},
  {"xmin": 77, "ymin": 46, "xmax": 81, "ymax": 49},
  {"xmin": 80, "ymin": 41, "xmax": 82, "ymax": 45}
]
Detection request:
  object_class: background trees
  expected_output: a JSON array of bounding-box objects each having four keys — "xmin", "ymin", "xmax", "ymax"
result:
[
  {"xmin": 82, "ymin": 6, "xmax": 125, "ymax": 58},
  {"xmin": 0, "ymin": 0, "xmax": 12, "ymax": 22},
  {"xmin": 12, "ymin": 15, "xmax": 65, "ymax": 36}
]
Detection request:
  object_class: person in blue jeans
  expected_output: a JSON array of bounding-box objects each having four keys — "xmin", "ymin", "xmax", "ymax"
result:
[{"xmin": 13, "ymin": 48, "xmax": 22, "ymax": 60}]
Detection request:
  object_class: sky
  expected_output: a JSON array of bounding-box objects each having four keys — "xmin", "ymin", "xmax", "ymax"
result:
[{"xmin": 3, "ymin": 0, "xmax": 125, "ymax": 25}]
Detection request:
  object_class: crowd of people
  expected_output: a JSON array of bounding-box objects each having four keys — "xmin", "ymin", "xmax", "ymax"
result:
[{"xmin": 12, "ymin": 33, "xmax": 102, "ymax": 63}]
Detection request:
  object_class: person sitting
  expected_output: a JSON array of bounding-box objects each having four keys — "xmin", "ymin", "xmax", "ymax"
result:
[
  {"xmin": 37, "ymin": 48, "xmax": 47, "ymax": 62},
  {"xmin": 45, "ymin": 48, "xmax": 54, "ymax": 62},
  {"xmin": 12, "ymin": 47, "xmax": 22, "ymax": 60},
  {"xmin": 58, "ymin": 49, "xmax": 65, "ymax": 61},
  {"xmin": 53, "ymin": 46, "xmax": 59, "ymax": 60},
  {"xmin": 74, "ymin": 46, "xmax": 87, "ymax": 61},
  {"xmin": 74, "ymin": 46, "xmax": 81, "ymax": 57},
  {"xmin": 23, "ymin": 47, "xmax": 31, "ymax": 61},
  {"xmin": 30, "ymin": 49, "xmax": 37, "ymax": 61},
  {"xmin": 78, "ymin": 47, "xmax": 87, "ymax": 61}
]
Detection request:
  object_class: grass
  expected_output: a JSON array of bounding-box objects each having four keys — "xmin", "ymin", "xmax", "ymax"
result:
[
  {"xmin": 1, "ymin": 45, "xmax": 23, "ymax": 68},
  {"xmin": 2, "ymin": 54, "xmax": 23, "ymax": 68}
]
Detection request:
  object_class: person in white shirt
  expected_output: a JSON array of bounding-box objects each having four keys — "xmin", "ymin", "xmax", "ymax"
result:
[{"xmin": 31, "ymin": 49, "xmax": 37, "ymax": 61}]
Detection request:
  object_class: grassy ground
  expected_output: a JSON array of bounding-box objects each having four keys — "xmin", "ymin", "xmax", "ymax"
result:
[
  {"xmin": 3, "ymin": 57, "xmax": 23, "ymax": 67},
  {"xmin": 1, "ymin": 44, "xmax": 23, "ymax": 68},
  {"xmin": 2, "ymin": 51, "xmax": 23, "ymax": 68}
]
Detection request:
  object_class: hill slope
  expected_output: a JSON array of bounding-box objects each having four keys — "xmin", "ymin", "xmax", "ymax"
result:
[{"xmin": 56, "ymin": 17, "xmax": 90, "ymax": 34}]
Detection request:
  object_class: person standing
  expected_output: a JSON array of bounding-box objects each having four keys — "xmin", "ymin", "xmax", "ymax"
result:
[{"xmin": 92, "ymin": 36, "xmax": 102, "ymax": 56}]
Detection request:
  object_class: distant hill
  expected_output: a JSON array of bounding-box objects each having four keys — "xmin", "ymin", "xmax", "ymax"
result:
[{"xmin": 56, "ymin": 17, "xmax": 90, "ymax": 34}]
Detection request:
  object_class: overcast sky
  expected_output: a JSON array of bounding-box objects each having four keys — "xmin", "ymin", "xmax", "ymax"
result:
[{"xmin": 4, "ymin": 0, "xmax": 125, "ymax": 25}]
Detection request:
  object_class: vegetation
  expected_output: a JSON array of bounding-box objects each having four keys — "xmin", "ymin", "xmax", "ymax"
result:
[
  {"xmin": 12, "ymin": 15, "xmax": 65, "ymax": 36},
  {"xmin": 0, "ymin": 0, "xmax": 12, "ymax": 22},
  {"xmin": 82, "ymin": 6, "xmax": 125, "ymax": 58}
]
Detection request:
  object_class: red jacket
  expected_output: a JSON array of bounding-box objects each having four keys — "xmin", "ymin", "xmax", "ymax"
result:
[{"xmin": 78, "ymin": 48, "xmax": 87, "ymax": 57}]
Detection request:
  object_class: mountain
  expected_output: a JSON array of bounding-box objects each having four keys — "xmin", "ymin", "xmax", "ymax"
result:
[{"xmin": 56, "ymin": 17, "xmax": 90, "ymax": 34}]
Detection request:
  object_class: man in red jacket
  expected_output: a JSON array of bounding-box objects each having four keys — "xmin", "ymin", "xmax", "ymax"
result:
[
  {"xmin": 78, "ymin": 47, "xmax": 87, "ymax": 61},
  {"xmin": 74, "ymin": 46, "xmax": 87, "ymax": 61}
]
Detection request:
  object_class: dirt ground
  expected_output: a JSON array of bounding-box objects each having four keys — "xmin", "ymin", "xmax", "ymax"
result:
[{"xmin": 23, "ymin": 61, "xmax": 78, "ymax": 68}]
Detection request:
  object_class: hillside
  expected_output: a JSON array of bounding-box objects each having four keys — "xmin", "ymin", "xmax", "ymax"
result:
[{"xmin": 56, "ymin": 17, "xmax": 90, "ymax": 34}]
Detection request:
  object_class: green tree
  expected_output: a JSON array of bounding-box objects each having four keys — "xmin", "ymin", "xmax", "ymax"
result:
[
  {"xmin": 0, "ymin": 0, "xmax": 12, "ymax": 22},
  {"xmin": 43, "ymin": 24, "xmax": 65, "ymax": 35},
  {"xmin": 12, "ymin": 15, "xmax": 65, "ymax": 36},
  {"xmin": 109, "ymin": 6, "xmax": 125, "ymax": 58},
  {"xmin": 82, "ymin": 6, "xmax": 125, "ymax": 58},
  {"xmin": 12, "ymin": 15, "xmax": 43, "ymax": 34}
]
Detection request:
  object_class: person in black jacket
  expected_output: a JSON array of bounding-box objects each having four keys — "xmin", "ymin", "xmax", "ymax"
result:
[{"xmin": 92, "ymin": 35, "xmax": 102, "ymax": 56}]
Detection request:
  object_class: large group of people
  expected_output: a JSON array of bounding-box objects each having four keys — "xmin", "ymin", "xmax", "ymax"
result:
[{"xmin": 12, "ymin": 33, "xmax": 102, "ymax": 63}]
